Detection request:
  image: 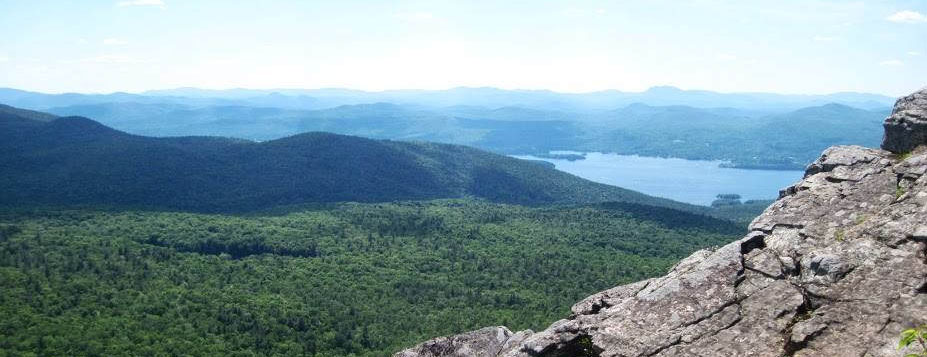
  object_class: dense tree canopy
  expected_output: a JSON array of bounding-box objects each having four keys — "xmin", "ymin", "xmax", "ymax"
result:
[{"xmin": 0, "ymin": 200, "xmax": 745, "ymax": 356}]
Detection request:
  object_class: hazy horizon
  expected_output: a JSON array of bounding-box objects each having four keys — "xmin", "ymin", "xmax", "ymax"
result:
[
  {"xmin": 1, "ymin": 1, "xmax": 925, "ymax": 96},
  {"xmin": 0, "ymin": 84, "xmax": 907, "ymax": 98}
]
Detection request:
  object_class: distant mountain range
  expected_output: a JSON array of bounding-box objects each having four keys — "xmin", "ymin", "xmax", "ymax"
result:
[
  {"xmin": 0, "ymin": 86, "xmax": 895, "ymax": 112},
  {"xmin": 0, "ymin": 87, "xmax": 894, "ymax": 170},
  {"xmin": 37, "ymin": 100, "xmax": 888, "ymax": 170},
  {"xmin": 139, "ymin": 86, "xmax": 895, "ymax": 112},
  {"xmin": 0, "ymin": 104, "xmax": 695, "ymax": 213}
]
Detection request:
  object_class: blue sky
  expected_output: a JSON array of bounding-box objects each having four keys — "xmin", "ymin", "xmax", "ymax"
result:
[{"xmin": 0, "ymin": 0, "xmax": 924, "ymax": 95}]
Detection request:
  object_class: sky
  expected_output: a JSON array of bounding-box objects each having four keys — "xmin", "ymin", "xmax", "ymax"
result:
[{"xmin": 0, "ymin": 0, "xmax": 924, "ymax": 96}]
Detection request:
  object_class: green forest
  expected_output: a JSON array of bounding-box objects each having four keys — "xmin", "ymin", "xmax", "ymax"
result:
[
  {"xmin": 0, "ymin": 200, "xmax": 745, "ymax": 356},
  {"xmin": 1, "ymin": 104, "xmax": 768, "ymax": 356}
]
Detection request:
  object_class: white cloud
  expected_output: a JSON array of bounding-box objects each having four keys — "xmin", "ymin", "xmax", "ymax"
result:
[
  {"xmin": 0, "ymin": 56, "xmax": 8, "ymax": 62},
  {"xmin": 715, "ymin": 53, "xmax": 738, "ymax": 61},
  {"xmin": 886, "ymin": 10, "xmax": 926, "ymax": 23},
  {"xmin": 909, "ymin": 51, "xmax": 922, "ymax": 56},
  {"xmin": 117, "ymin": 0, "xmax": 164, "ymax": 7},
  {"xmin": 103, "ymin": 38, "xmax": 128, "ymax": 46},
  {"xmin": 83, "ymin": 54, "xmax": 144, "ymax": 64},
  {"xmin": 813, "ymin": 35, "xmax": 837, "ymax": 42},
  {"xmin": 879, "ymin": 59, "xmax": 904, "ymax": 66},
  {"xmin": 395, "ymin": 12, "xmax": 435, "ymax": 21},
  {"xmin": 563, "ymin": 8, "xmax": 606, "ymax": 17}
]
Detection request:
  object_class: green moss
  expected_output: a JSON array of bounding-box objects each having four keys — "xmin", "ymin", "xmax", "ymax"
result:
[
  {"xmin": 855, "ymin": 215, "xmax": 867, "ymax": 225},
  {"xmin": 896, "ymin": 185, "xmax": 907, "ymax": 199},
  {"xmin": 795, "ymin": 310, "xmax": 814, "ymax": 323},
  {"xmin": 897, "ymin": 325, "xmax": 927, "ymax": 356}
]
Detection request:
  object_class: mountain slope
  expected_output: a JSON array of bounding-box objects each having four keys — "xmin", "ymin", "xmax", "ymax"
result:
[
  {"xmin": 0, "ymin": 103, "xmax": 58, "ymax": 122},
  {"xmin": 0, "ymin": 108, "xmax": 695, "ymax": 213}
]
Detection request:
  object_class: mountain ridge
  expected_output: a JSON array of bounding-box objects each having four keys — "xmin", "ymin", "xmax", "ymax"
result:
[
  {"xmin": 2, "ymin": 86, "xmax": 895, "ymax": 112},
  {"xmin": 0, "ymin": 106, "xmax": 699, "ymax": 213}
]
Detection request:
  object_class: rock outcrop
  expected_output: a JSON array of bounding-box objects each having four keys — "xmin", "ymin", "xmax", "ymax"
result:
[
  {"xmin": 883, "ymin": 87, "xmax": 927, "ymax": 154},
  {"xmin": 394, "ymin": 327, "xmax": 532, "ymax": 357},
  {"xmin": 396, "ymin": 88, "xmax": 927, "ymax": 357}
]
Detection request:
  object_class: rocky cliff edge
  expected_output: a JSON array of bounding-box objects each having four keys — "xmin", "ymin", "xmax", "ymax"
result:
[{"xmin": 395, "ymin": 87, "xmax": 927, "ymax": 357}]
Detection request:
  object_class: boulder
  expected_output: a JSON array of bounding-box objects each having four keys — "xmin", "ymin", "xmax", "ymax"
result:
[{"xmin": 882, "ymin": 87, "xmax": 927, "ymax": 153}]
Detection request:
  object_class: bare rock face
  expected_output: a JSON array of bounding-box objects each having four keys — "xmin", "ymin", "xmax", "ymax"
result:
[
  {"xmin": 882, "ymin": 87, "xmax": 927, "ymax": 153},
  {"xmin": 394, "ymin": 326, "xmax": 531, "ymax": 357},
  {"xmin": 397, "ymin": 89, "xmax": 927, "ymax": 357}
]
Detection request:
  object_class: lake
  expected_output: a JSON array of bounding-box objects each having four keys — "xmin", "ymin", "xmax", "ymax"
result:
[{"xmin": 514, "ymin": 152, "xmax": 805, "ymax": 206}]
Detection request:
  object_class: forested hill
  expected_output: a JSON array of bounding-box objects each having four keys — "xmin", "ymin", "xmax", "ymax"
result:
[
  {"xmin": 0, "ymin": 103, "xmax": 58, "ymax": 122},
  {"xmin": 0, "ymin": 105, "xmax": 697, "ymax": 213}
]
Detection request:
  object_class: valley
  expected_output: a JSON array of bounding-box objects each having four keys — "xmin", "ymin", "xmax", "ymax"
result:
[
  {"xmin": 0, "ymin": 87, "xmax": 902, "ymax": 356},
  {"xmin": 3, "ymin": 1, "xmax": 924, "ymax": 356},
  {"xmin": 0, "ymin": 103, "xmax": 764, "ymax": 356}
]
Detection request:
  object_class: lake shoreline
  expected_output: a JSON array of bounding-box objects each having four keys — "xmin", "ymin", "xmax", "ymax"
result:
[
  {"xmin": 515, "ymin": 150, "xmax": 809, "ymax": 171},
  {"xmin": 513, "ymin": 152, "xmax": 804, "ymax": 206}
]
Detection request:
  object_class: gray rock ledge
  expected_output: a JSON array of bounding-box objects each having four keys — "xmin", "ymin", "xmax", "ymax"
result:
[{"xmin": 397, "ymin": 88, "xmax": 927, "ymax": 357}]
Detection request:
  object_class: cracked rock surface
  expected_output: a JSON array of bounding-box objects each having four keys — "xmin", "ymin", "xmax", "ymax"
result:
[{"xmin": 396, "ymin": 89, "xmax": 927, "ymax": 357}]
